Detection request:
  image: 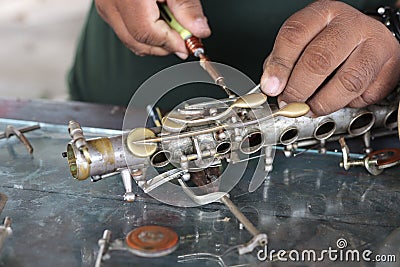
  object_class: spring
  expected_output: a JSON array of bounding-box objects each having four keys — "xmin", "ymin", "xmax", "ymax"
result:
[{"xmin": 185, "ymin": 36, "xmax": 205, "ymax": 57}]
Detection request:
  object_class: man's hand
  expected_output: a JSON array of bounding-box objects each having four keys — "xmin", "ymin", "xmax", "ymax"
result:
[
  {"xmin": 95, "ymin": 0, "xmax": 211, "ymax": 59},
  {"xmin": 261, "ymin": 0, "xmax": 400, "ymax": 116}
]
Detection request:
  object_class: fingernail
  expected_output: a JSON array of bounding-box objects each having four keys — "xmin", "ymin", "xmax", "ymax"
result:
[
  {"xmin": 194, "ymin": 17, "xmax": 210, "ymax": 31},
  {"xmin": 261, "ymin": 76, "xmax": 280, "ymax": 96},
  {"xmin": 175, "ymin": 52, "xmax": 188, "ymax": 60},
  {"xmin": 278, "ymin": 100, "xmax": 287, "ymax": 109}
]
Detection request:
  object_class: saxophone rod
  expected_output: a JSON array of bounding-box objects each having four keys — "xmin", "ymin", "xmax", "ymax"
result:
[{"xmin": 131, "ymin": 102, "xmax": 310, "ymax": 144}]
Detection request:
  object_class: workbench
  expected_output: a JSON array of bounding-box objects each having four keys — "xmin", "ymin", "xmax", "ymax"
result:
[{"xmin": 0, "ymin": 98, "xmax": 399, "ymax": 266}]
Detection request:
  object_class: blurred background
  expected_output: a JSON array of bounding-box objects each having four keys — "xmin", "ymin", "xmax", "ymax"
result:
[{"xmin": 0, "ymin": 0, "xmax": 91, "ymax": 100}]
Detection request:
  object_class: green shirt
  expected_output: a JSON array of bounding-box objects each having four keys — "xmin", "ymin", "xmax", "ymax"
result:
[{"xmin": 68, "ymin": 0, "xmax": 393, "ymax": 108}]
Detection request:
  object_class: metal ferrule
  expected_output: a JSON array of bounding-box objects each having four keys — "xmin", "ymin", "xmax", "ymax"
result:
[{"xmin": 66, "ymin": 135, "xmax": 145, "ymax": 180}]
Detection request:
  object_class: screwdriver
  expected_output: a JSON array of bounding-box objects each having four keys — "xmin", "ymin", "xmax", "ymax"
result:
[{"xmin": 158, "ymin": 3, "xmax": 236, "ymax": 97}]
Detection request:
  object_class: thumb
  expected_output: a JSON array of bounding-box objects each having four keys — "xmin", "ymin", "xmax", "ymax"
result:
[{"xmin": 167, "ymin": 0, "xmax": 211, "ymax": 38}]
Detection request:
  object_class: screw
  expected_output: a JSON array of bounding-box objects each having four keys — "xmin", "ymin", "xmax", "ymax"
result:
[
  {"xmin": 340, "ymin": 159, "xmax": 364, "ymax": 170},
  {"xmin": 340, "ymin": 157, "xmax": 382, "ymax": 175}
]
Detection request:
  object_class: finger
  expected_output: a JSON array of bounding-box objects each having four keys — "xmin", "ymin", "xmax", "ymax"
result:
[
  {"xmin": 96, "ymin": 1, "xmax": 172, "ymax": 56},
  {"xmin": 261, "ymin": 0, "xmax": 335, "ymax": 96},
  {"xmin": 306, "ymin": 41, "xmax": 390, "ymax": 116},
  {"xmin": 348, "ymin": 57, "xmax": 400, "ymax": 108},
  {"xmin": 117, "ymin": 26, "xmax": 173, "ymax": 57},
  {"xmin": 167, "ymin": 0, "xmax": 211, "ymax": 38},
  {"xmin": 280, "ymin": 15, "xmax": 363, "ymax": 104},
  {"xmin": 117, "ymin": 0, "xmax": 188, "ymax": 54}
]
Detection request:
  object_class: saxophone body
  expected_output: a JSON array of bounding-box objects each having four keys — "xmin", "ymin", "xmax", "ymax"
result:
[{"xmin": 64, "ymin": 90, "xmax": 399, "ymax": 203}]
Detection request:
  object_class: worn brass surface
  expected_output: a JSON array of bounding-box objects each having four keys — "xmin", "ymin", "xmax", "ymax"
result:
[
  {"xmin": 272, "ymin": 102, "xmax": 310, "ymax": 118},
  {"xmin": 232, "ymin": 93, "xmax": 268, "ymax": 109},
  {"xmin": 127, "ymin": 128, "xmax": 157, "ymax": 158}
]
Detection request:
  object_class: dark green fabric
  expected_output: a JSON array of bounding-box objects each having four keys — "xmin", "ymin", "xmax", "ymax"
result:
[{"xmin": 68, "ymin": 0, "xmax": 394, "ymax": 107}]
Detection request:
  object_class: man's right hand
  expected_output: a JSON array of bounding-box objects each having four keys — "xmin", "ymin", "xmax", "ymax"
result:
[
  {"xmin": 95, "ymin": 0, "xmax": 211, "ymax": 59},
  {"xmin": 261, "ymin": 1, "xmax": 400, "ymax": 116}
]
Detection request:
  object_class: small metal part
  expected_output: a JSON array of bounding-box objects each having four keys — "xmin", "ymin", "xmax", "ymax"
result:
[
  {"xmin": 220, "ymin": 196, "xmax": 261, "ymax": 238},
  {"xmin": 68, "ymin": 121, "xmax": 87, "ymax": 149},
  {"xmin": 1, "ymin": 125, "xmax": 37, "ymax": 153},
  {"xmin": 339, "ymin": 137, "xmax": 351, "ymax": 170},
  {"xmin": 177, "ymin": 179, "xmax": 228, "ymax": 205},
  {"xmin": 182, "ymin": 172, "xmax": 191, "ymax": 181},
  {"xmin": 178, "ymin": 179, "xmax": 267, "ymax": 254},
  {"xmin": 362, "ymin": 131, "xmax": 372, "ymax": 154},
  {"xmin": 247, "ymin": 147, "xmax": 271, "ymax": 193},
  {"xmin": 220, "ymin": 195, "xmax": 267, "ymax": 254},
  {"xmin": 95, "ymin": 226, "xmax": 178, "ymax": 265},
  {"xmin": 185, "ymin": 36, "xmax": 205, "ymax": 57},
  {"xmin": 143, "ymin": 169, "xmax": 185, "ymax": 193},
  {"xmin": 199, "ymin": 56, "xmax": 236, "ymax": 98},
  {"xmin": 270, "ymin": 102, "xmax": 310, "ymax": 118},
  {"xmin": 178, "ymin": 252, "xmax": 228, "ymax": 266},
  {"xmin": 165, "ymin": 93, "xmax": 268, "ymax": 126},
  {"xmin": 318, "ymin": 140, "xmax": 327, "ymax": 154},
  {"xmin": 126, "ymin": 128, "xmax": 157, "ymax": 158},
  {"xmin": 339, "ymin": 137, "xmax": 383, "ymax": 175},
  {"xmin": 0, "ymin": 217, "xmax": 12, "ymax": 253},
  {"xmin": 121, "ymin": 169, "xmax": 135, "ymax": 202},
  {"xmin": 95, "ymin": 230, "xmax": 112, "ymax": 267},
  {"xmin": 133, "ymin": 124, "xmax": 227, "ymax": 144},
  {"xmin": 91, "ymin": 171, "xmax": 121, "ymax": 182},
  {"xmin": 238, "ymin": 233, "xmax": 268, "ymax": 255},
  {"xmin": 68, "ymin": 121, "xmax": 91, "ymax": 163},
  {"xmin": 363, "ymin": 157, "xmax": 384, "ymax": 176},
  {"xmin": 161, "ymin": 116, "xmax": 185, "ymax": 133},
  {"xmin": 125, "ymin": 225, "xmax": 179, "ymax": 257},
  {"xmin": 0, "ymin": 124, "xmax": 40, "ymax": 139},
  {"xmin": 246, "ymin": 84, "xmax": 261, "ymax": 95}
]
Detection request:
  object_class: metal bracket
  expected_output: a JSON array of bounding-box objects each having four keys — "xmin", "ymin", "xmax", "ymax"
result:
[{"xmin": 0, "ymin": 125, "xmax": 40, "ymax": 153}]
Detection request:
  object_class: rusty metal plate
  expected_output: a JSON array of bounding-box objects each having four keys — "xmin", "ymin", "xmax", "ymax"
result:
[{"xmin": 125, "ymin": 225, "xmax": 179, "ymax": 257}]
